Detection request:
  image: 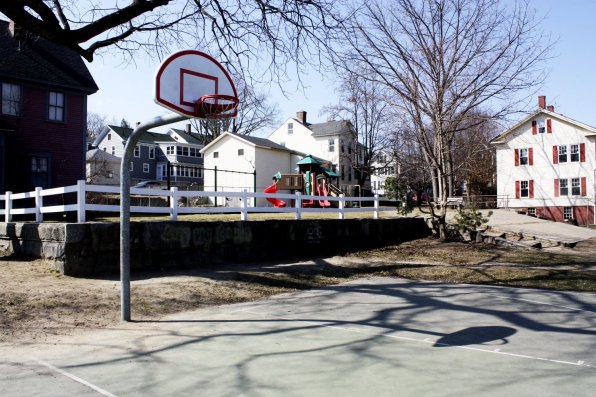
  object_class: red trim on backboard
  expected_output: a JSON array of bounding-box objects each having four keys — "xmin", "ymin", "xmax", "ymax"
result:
[{"xmin": 154, "ymin": 50, "xmax": 238, "ymax": 117}]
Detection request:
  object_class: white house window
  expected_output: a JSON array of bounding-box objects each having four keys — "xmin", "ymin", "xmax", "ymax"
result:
[
  {"xmin": 238, "ymin": 148, "xmax": 244, "ymax": 156},
  {"xmin": 571, "ymin": 178, "xmax": 581, "ymax": 196},
  {"xmin": 166, "ymin": 146, "xmax": 175, "ymax": 155},
  {"xmin": 149, "ymin": 147, "xmax": 155, "ymax": 159},
  {"xmin": 570, "ymin": 144, "xmax": 580, "ymax": 162},
  {"xmin": 107, "ymin": 133, "xmax": 111, "ymax": 140},
  {"xmin": 134, "ymin": 145, "xmax": 140, "ymax": 157},
  {"xmin": 328, "ymin": 138, "xmax": 335, "ymax": 152},
  {"xmin": 111, "ymin": 146, "xmax": 116, "ymax": 155},
  {"xmin": 48, "ymin": 91, "xmax": 65, "ymax": 121},
  {"xmin": 558, "ymin": 145, "xmax": 567, "ymax": 163},
  {"xmin": 520, "ymin": 180, "xmax": 529, "ymax": 197},
  {"xmin": 177, "ymin": 146, "xmax": 189, "ymax": 156},
  {"xmin": 1, "ymin": 83, "xmax": 21, "ymax": 115},
  {"xmin": 559, "ymin": 179, "xmax": 568, "ymax": 196},
  {"xmin": 563, "ymin": 207, "xmax": 573, "ymax": 221},
  {"xmin": 528, "ymin": 207, "xmax": 536, "ymax": 216},
  {"xmin": 214, "ymin": 152, "xmax": 219, "ymax": 158},
  {"xmin": 143, "ymin": 163, "xmax": 149, "ymax": 173},
  {"xmin": 288, "ymin": 122, "xmax": 294, "ymax": 134},
  {"xmin": 538, "ymin": 121, "xmax": 545, "ymax": 133},
  {"xmin": 519, "ymin": 148, "xmax": 529, "ymax": 165}
]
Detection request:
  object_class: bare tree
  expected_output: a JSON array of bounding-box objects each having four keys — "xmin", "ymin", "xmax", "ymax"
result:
[
  {"xmin": 87, "ymin": 112, "xmax": 108, "ymax": 143},
  {"xmin": 337, "ymin": 0, "xmax": 549, "ymax": 239},
  {"xmin": 0, "ymin": 0, "xmax": 341, "ymax": 84},
  {"xmin": 323, "ymin": 67, "xmax": 394, "ymax": 188}
]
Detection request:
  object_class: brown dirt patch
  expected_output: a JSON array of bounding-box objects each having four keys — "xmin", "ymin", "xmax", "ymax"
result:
[{"xmin": 2, "ymin": 237, "xmax": 595, "ymax": 344}]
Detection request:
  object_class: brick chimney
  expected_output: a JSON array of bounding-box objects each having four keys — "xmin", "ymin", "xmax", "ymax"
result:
[
  {"xmin": 546, "ymin": 105, "xmax": 554, "ymax": 112},
  {"xmin": 296, "ymin": 110, "xmax": 307, "ymax": 124},
  {"xmin": 538, "ymin": 95, "xmax": 546, "ymax": 109},
  {"xmin": 185, "ymin": 123, "xmax": 191, "ymax": 134}
]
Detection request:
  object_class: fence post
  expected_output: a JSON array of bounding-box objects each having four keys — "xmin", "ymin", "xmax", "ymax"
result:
[
  {"xmin": 4, "ymin": 191, "xmax": 11, "ymax": 222},
  {"xmin": 374, "ymin": 194, "xmax": 379, "ymax": 219},
  {"xmin": 295, "ymin": 191, "xmax": 302, "ymax": 220},
  {"xmin": 34, "ymin": 187, "xmax": 43, "ymax": 223},
  {"xmin": 214, "ymin": 166, "xmax": 218, "ymax": 207},
  {"xmin": 170, "ymin": 187, "xmax": 179, "ymax": 221},
  {"xmin": 77, "ymin": 180, "xmax": 86, "ymax": 222},
  {"xmin": 339, "ymin": 193, "xmax": 345, "ymax": 220},
  {"xmin": 241, "ymin": 189, "xmax": 248, "ymax": 221}
]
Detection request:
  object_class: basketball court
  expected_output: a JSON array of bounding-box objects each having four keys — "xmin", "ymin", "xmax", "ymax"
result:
[{"xmin": 1, "ymin": 277, "xmax": 595, "ymax": 396}]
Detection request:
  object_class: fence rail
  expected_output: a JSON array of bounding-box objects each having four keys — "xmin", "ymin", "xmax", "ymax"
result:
[{"xmin": 1, "ymin": 180, "xmax": 381, "ymax": 223}]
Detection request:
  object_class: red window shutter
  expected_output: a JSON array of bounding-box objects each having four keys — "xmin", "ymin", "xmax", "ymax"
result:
[
  {"xmin": 528, "ymin": 148, "xmax": 533, "ymax": 165},
  {"xmin": 515, "ymin": 181, "xmax": 520, "ymax": 198},
  {"xmin": 514, "ymin": 149, "xmax": 519, "ymax": 166},
  {"xmin": 581, "ymin": 177, "xmax": 587, "ymax": 196},
  {"xmin": 531, "ymin": 120, "xmax": 537, "ymax": 135},
  {"xmin": 554, "ymin": 179, "xmax": 559, "ymax": 197},
  {"xmin": 529, "ymin": 180, "xmax": 534, "ymax": 198},
  {"xmin": 552, "ymin": 146, "xmax": 558, "ymax": 164},
  {"xmin": 547, "ymin": 119, "xmax": 552, "ymax": 133},
  {"xmin": 580, "ymin": 143, "xmax": 586, "ymax": 162}
]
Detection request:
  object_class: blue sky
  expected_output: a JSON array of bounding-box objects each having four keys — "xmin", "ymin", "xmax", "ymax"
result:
[{"xmin": 85, "ymin": 0, "xmax": 596, "ymax": 134}]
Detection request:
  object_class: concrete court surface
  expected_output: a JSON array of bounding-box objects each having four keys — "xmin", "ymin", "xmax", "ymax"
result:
[{"xmin": 1, "ymin": 277, "xmax": 595, "ymax": 397}]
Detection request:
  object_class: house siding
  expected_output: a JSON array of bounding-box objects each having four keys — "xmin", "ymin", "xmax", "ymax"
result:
[
  {"xmin": 3, "ymin": 85, "xmax": 87, "ymax": 192},
  {"xmin": 494, "ymin": 109, "xmax": 595, "ymax": 224}
]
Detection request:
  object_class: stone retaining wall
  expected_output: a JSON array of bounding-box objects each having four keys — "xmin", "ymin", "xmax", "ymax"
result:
[{"xmin": 0, "ymin": 218, "xmax": 430, "ymax": 276}]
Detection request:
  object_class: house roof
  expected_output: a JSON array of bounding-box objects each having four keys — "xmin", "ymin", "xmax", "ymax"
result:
[
  {"xmin": 0, "ymin": 20, "xmax": 98, "ymax": 94},
  {"xmin": 201, "ymin": 132, "xmax": 302, "ymax": 154},
  {"xmin": 107, "ymin": 125, "xmax": 158, "ymax": 145},
  {"xmin": 309, "ymin": 120, "xmax": 352, "ymax": 137},
  {"xmin": 170, "ymin": 128, "xmax": 206, "ymax": 145},
  {"xmin": 491, "ymin": 108, "xmax": 596, "ymax": 144}
]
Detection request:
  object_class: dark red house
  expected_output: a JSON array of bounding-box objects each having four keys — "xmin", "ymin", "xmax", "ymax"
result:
[{"xmin": 0, "ymin": 20, "xmax": 98, "ymax": 194}]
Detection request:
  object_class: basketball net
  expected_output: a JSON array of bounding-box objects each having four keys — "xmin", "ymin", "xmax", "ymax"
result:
[{"xmin": 194, "ymin": 94, "xmax": 239, "ymax": 119}]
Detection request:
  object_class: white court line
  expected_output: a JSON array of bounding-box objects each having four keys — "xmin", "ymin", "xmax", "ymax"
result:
[
  {"xmin": 493, "ymin": 296, "xmax": 596, "ymax": 313},
  {"xmin": 236, "ymin": 308, "xmax": 596, "ymax": 369},
  {"xmin": 31, "ymin": 358, "xmax": 119, "ymax": 397}
]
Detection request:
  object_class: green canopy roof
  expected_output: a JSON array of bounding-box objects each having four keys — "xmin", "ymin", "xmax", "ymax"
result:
[
  {"xmin": 322, "ymin": 167, "xmax": 338, "ymax": 177},
  {"xmin": 296, "ymin": 154, "xmax": 322, "ymax": 165}
]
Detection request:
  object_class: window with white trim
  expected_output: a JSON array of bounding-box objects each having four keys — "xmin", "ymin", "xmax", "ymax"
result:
[
  {"xmin": 519, "ymin": 148, "xmax": 529, "ymax": 165},
  {"xmin": 166, "ymin": 146, "xmax": 175, "ymax": 155},
  {"xmin": 558, "ymin": 145, "xmax": 567, "ymax": 163},
  {"xmin": 238, "ymin": 148, "xmax": 244, "ymax": 156},
  {"xmin": 111, "ymin": 146, "xmax": 115, "ymax": 155},
  {"xmin": 528, "ymin": 208, "xmax": 536, "ymax": 216},
  {"xmin": 48, "ymin": 91, "xmax": 65, "ymax": 121},
  {"xmin": 1, "ymin": 83, "xmax": 20, "ymax": 115},
  {"xmin": 134, "ymin": 145, "xmax": 140, "ymax": 157},
  {"xmin": 287, "ymin": 122, "xmax": 294, "ymax": 134},
  {"xmin": 328, "ymin": 138, "xmax": 335, "ymax": 152},
  {"xmin": 143, "ymin": 163, "xmax": 149, "ymax": 173},
  {"xmin": 520, "ymin": 180, "xmax": 529, "ymax": 198},
  {"xmin": 559, "ymin": 179, "xmax": 568, "ymax": 196},
  {"xmin": 214, "ymin": 152, "xmax": 219, "ymax": 158},
  {"xmin": 571, "ymin": 178, "xmax": 581, "ymax": 196},
  {"xmin": 149, "ymin": 147, "xmax": 155, "ymax": 159},
  {"xmin": 538, "ymin": 120, "xmax": 545, "ymax": 133},
  {"xmin": 570, "ymin": 144, "xmax": 580, "ymax": 162},
  {"xmin": 563, "ymin": 207, "xmax": 573, "ymax": 221}
]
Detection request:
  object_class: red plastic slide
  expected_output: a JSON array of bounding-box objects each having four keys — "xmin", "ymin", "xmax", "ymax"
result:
[{"xmin": 263, "ymin": 184, "xmax": 286, "ymax": 207}]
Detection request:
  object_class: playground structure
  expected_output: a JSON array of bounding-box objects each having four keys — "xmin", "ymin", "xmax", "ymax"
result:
[{"xmin": 264, "ymin": 155, "xmax": 341, "ymax": 208}]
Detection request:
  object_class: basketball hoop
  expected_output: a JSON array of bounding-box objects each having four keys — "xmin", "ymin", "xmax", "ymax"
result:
[{"xmin": 194, "ymin": 94, "xmax": 239, "ymax": 119}]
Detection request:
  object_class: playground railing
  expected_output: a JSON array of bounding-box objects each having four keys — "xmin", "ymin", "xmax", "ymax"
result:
[{"xmin": 1, "ymin": 181, "xmax": 383, "ymax": 223}]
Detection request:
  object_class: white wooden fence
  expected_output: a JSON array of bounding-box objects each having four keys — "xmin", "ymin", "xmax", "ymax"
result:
[{"xmin": 1, "ymin": 180, "xmax": 381, "ymax": 223}]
